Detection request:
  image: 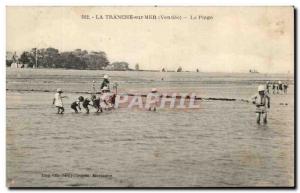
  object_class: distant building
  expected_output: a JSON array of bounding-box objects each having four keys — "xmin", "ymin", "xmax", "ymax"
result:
[
  {"xmin": 10, "ymin": 63, "xmax": 24, "ymax": 68},
  {"xmin": 104, "ymin": 62, "xmax": 131, "ymax": 71}
]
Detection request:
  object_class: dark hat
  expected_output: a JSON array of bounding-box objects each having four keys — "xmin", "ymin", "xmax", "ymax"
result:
[{"xmin": 78, "ymin": 96, "xmax": 84, "ymax": 101}]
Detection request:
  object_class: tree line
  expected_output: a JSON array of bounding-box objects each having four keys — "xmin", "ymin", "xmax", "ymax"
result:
[{"xmin": 6, "ymin": 48, "xmax": 131, "ymax": 71}]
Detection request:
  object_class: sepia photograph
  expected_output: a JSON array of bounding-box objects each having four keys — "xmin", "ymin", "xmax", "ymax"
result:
[{"xmin": 6, "ymin": 6, "xmax": 295, "ymax": 187}]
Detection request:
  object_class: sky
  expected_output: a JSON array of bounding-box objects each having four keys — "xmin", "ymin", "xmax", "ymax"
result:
[{"xmin": 6, "ymin": 6, "xmax": 294, "ymax": 73}]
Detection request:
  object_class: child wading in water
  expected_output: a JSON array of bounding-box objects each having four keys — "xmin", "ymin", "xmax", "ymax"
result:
[
  {"xmin": 82, "ymin": 97, "xmax": 93, "ymax": 114},
  {"xmin": 70, "ymin": 96, "xmax": 84, "ymax": 113},
  {"xmin": 52, "ymin": 88, "xmax": 67, "ymax": 114},
  {"xmin": 91, "ymin": 94, "xmax": 102, "ymax": 113}
]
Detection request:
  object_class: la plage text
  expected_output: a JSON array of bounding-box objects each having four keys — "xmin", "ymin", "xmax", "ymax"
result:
[{"xmin": 81, "ymin": 14, "xmax": 213, "ymax": 20}]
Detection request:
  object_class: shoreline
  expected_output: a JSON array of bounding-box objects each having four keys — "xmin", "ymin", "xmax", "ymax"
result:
[{"xmin": 6, "ymin": 67, "xmax": 294, "ymax": 76}]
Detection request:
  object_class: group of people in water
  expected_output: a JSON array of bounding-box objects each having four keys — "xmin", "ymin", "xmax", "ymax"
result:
[
  {"xmin": 52, "ymin": 74, "xmax": 289, "ymax": 125},
  {"xmin": 252, "ymin": 80, "xmax": 289, "ymax": 124},
  {"xmin": 266, "ymin": 80, "xmax": 288, "ymax": 94},
  {"xmin": 52, "ymin": 74, "xmax": 116, "ymax": 114}
]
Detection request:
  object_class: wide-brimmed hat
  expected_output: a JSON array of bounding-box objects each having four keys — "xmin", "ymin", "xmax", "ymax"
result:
[
  {"xmin": 104, "ymin": 74, "xmax": 109, "ymax": 79},
  {"xmin": 102, "ymin": 86, "xmax": 109, "ymax": 91},
  {"xmin": 151, "ymin": 88, "xmax": 157, "ymax": 93},
  {"xmin": 258, "ymin": 85, "xmax": 265, "ymax": 92},
  {"xmin": 56, "ymin": 88, "xmax": 63, "ymax": 93}
]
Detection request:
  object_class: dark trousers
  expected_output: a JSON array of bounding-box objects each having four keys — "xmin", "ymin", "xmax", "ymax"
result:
[{"xmin": 71, "ymin": 105, "xmax": 78, "ymax": 113}]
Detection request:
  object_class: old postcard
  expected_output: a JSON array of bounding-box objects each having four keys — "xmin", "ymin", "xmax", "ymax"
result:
[{"xmin": 6, "ymin": 6, "xmax": 294, "ymax": 187}]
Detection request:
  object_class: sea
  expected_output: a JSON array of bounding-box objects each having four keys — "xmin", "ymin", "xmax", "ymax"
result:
[{"xmin": 6, "ymin": 68, "xmax": 294, "ymax": 187}]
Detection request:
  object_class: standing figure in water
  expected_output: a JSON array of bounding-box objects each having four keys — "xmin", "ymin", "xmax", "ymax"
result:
[
  {"xmin": 100, "ymin": 74, "xmax": 110, "ymax": 90},
  {"xmin": 278, "ymin": 81, "xmax": 283, "ymax": 94},
  {"xmin": 283, "ymin": 82, "xmax": 288, "ymax": 94},
  {"xmin": 148, "ymin": 88, "xmax": 159, "ymax": 111},
  {"xmin": 251, "ymin": 85, "xmax": 271, "ymax": 124},
  {"xmin": 52, "ymin": 88, "xmax": 67, "ymax": 114},
  {"xmin": 272, "ymin": 81, "xmax": 278, "ymax": 94},
  {"xmin": 266, "ymin": 81, "xmax": 271, "ymax": 94}
]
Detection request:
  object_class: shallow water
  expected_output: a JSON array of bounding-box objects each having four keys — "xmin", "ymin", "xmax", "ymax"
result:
[{"xmin": 6, "ymin": 68, "xmax": 294, "ymax": 187}]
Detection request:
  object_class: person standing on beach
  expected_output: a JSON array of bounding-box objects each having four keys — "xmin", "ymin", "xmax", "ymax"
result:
[
  {"xmin": 52, "ymin": 88, "xmax": 67, "ymax": 114},
  {"xmin": 100, "ymin": 74, "xmax": 110, "ymax": 90},
  {"xmin": 251, "ymin": 85, "xmax": 271, "ymax": 124}
]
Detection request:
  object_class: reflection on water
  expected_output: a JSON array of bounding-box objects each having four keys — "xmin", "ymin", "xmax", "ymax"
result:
[{"xmin": 6, "ymin": 69, "xmax": 294, "ymax": 187}]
